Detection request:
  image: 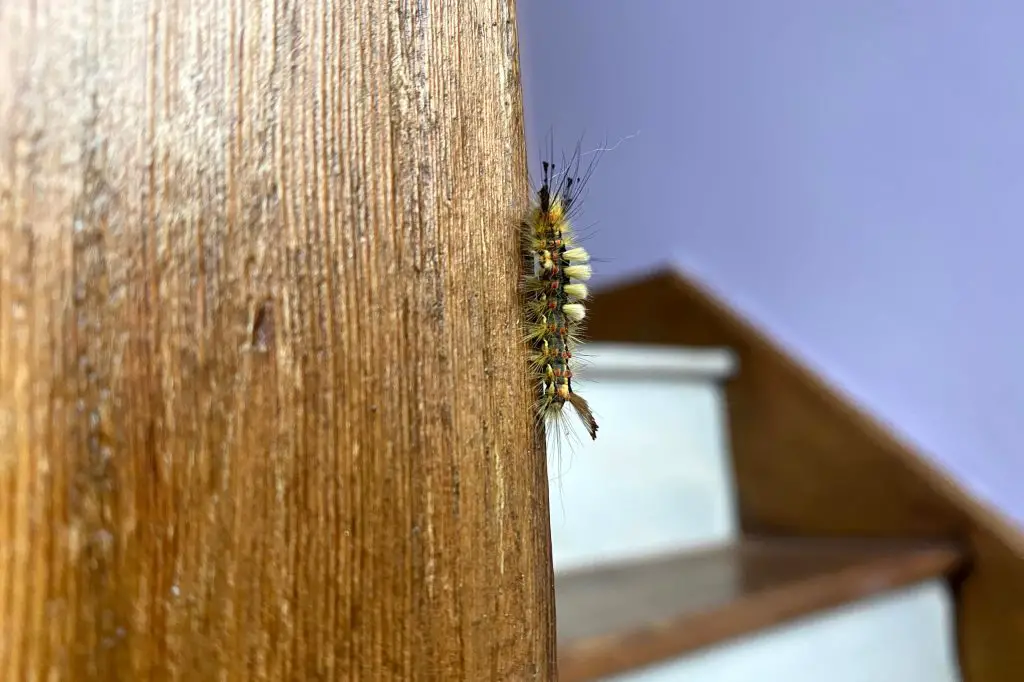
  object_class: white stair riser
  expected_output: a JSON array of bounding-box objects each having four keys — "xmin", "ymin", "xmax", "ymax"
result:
[{"xmin": 549, "ymin": 344, "xmax": 738, "ymax": 572}]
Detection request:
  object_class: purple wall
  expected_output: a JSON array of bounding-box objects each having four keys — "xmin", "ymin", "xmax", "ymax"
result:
[{"xmin": 519, "ymin": 0, "xmax": 1024, "ymax": 523}]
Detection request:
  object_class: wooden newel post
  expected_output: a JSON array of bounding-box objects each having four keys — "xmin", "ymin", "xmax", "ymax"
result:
[{"xmin": 0, "ymin": 1, "xmax": 556, "ymax": 679}]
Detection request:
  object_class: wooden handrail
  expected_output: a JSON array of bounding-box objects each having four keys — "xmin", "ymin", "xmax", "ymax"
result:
[{"xmin": 0, "ymin": 1, "xmax": 554, "ymax": 678}]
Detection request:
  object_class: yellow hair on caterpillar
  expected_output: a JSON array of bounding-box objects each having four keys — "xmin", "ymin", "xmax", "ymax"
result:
[
  {"xmin": 564, "ymin": 283, "xmax": 588, "ymax": 299},
  {"xmin": 561, "ymin": 303, "xmax": 586, "ymax": 322},
  {"xmin": 564, "ymin": 264, "xmax": 592, "ymax": 281},
  {"xmin": 562, "ymin": 247, "xmax": 589, "ymax": 263},
  {"xmin": 521, "ymin": 152, "xmax": 599, "ymax": 443}
]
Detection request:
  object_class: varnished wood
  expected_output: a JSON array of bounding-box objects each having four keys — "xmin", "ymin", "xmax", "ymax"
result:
[
  {"xmin": 0, "ymin": 1, "xmax": 554, "ymax": 680},
  {"xmin": 587, "ymin": 268, "xmax": 1024, "ymax": 682},
  {"xmin": 558, "ymin": 538, "xmax": 963, "ymax": 682}
]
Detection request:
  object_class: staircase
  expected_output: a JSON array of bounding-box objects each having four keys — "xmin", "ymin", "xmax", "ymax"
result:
[{"xmin": 551, "ymin": 342, "xmax": 964, "ymax": 681}]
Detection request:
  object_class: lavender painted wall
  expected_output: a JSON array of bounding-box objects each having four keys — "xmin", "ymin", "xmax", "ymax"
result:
[{"xmin": 518, "ymin": 0, "xmax": 1024, "ymax": 523}]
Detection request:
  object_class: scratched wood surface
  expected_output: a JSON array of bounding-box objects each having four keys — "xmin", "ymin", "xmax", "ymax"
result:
[{"xmin": 0, "ymin": 1, "xmax": 554, "ymax": 679}]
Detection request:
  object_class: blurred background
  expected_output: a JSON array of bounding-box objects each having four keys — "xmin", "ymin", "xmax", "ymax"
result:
[{"xmin": 520, "ymin": 0, "xmax": 1024, "ymax": 527}]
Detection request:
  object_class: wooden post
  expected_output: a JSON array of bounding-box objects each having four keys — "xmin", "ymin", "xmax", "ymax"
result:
[{"xmin": 0, "ymin": 1, "xmax": 555, "ymax": 679}]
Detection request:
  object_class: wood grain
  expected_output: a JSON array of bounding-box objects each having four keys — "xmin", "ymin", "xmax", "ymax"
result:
[
  {"xmin": 0, "ymin": 1, "xmax": 554, "ymax": 680},
  {"xmin": 557, "ymin": 538, "xmax": 963, "ymax": 682},
  {"xmin": 587, "ymin": 268, "xmax": 1024, "ymax": 682}
]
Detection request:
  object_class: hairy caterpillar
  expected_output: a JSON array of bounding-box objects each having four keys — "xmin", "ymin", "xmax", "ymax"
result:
[{"xmin": 522, "ymin": 145, "xmax": 600, "ymax": 445}]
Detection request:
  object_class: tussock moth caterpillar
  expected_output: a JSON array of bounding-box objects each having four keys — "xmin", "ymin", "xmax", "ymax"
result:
[{"xmin": 522, "ymin": 142, "xmax": 601, "ymax": 446}]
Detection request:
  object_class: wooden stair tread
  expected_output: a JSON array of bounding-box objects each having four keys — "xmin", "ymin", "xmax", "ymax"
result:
[{"xmin": 556, "ymin": 537, "xmax": 964, "ymax": 682}]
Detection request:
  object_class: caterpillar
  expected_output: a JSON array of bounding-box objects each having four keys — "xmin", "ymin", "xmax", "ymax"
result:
[{"xmin": 522, "ymin": 146, "xmax": 600, "ymax": 445}]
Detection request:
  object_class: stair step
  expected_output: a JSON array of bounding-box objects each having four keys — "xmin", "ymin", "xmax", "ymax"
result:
[{"xmin": 556, "ymin": 537, "xmax": 964, "ymax": 681}]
